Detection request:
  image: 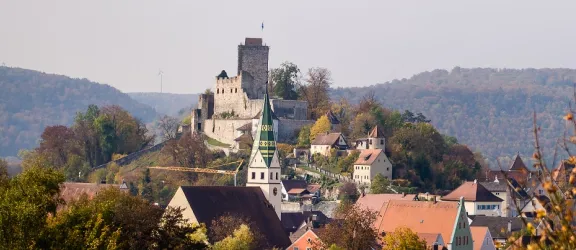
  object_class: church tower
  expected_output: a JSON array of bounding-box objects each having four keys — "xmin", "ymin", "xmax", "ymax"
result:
[{"xmin": 246, "ymin": 90, "xmax": 282, "ymax": 219}]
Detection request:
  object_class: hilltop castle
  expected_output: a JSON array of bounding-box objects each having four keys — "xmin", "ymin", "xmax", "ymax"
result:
[{"xmin": 190, "ymin": 38, "xmax": 313, "ymax": 146}]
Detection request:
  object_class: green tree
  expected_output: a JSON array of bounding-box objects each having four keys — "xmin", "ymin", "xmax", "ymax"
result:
[
  {"xmin": 317, "ymin": 202, "xmax": 377, "ymax": 250},
  {"xmin": 370, "ymin": 173, "xmax": 393, "ymax": 194},
  {"xmin": 351, "ymin": 113, "xmax": 377, "ymax": 139},
  {"xmin": 139, "ymin": 169, "xmax": 153, "ymax": 202},
  {"xmin": 297, "ymin": 125, "xmax": 311, "ymax": 148},
  {"xmin": 211, "ymin": 224, "xmax": 254, "ymax": 250},
  {"xmin": 310, "ymin": 115, "xmax": 332, "ymax": 142},
  {"xmin": 270, "ymin": 62, "xmax": 300, "ymax": 100},
  {"xmin": 0, "ymin": 166, "xmax": 65, "ymax": 249},
  {"xmin": 0, "ymin": 158, "xmax": 8, "ymax": 180},
  {"xmin": 382, "ymin": 227, "xmax": 427, "ymax": 250}
]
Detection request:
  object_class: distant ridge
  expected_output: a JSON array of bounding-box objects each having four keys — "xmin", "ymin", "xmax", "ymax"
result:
[
  {"xmin": 127, "ymin": 92, "xmax": 198, "ymax": 116},
  {"xmin": 0, "ymin": 66, "xmax": 159, "ymax": 157},
  {"xmin": 331, "ymin": 67, "xmax": 576, "ymax": 163}
]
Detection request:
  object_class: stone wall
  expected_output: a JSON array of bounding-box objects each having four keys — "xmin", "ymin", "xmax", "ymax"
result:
[
  {"xmin": 277, "ymin": 119, "xmax": 314, "ymax": 143},
  {"xmin": 272, "ymin": 99, "xmax": 308, "ymax": 120},
  {"xmin": 237, "ymin": 39, "xmax": 269, "ymax": 99},
  {"xmin": 213, "ymin": 74, "xmax": 264, "ymax": 119},
  {"xmin": 204, "ymin": 119, "xmax": 253, "ymax": 145}
]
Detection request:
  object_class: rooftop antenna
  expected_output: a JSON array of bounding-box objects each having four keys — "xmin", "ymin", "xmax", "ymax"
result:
[{"xmin": 158, "ymin": 69, "xmax": 164, "ymax": 93}]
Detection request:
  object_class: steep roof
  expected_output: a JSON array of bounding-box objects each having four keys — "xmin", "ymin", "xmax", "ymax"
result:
[
  {"xmin": 470, "ymin": 226, "xmax": 489, "ymax": 250},
  {"xmin": 509, "ymin": 154, "xmax": 529, "ymax": 171},
  {"xmin": 479, "ymin": 181, "xmax": 507, "ymax": 192},
  {"xmin": 178, "ymin": 186, "xmax": 291, "ymax": 248},
  {"xmin": 325, "ymin": 110, "xmax": 340, "ymax": 125},
  {"xmin": 354, "ymin": 149, "xmax": 384, "ymax": 165},
  {"xmin": 252, "ymin": 92, "xmax": 277, "ymax": 168},
  {"xmin": 236, "ymin": 122, "xmax": 252, "ymax": 131},
  {"xmin": 442, "ymin": 181, "xmax": 503, "ymax": 202},
  {"xmin": 469, "ymin": 216, "xmax": 532, "ymax": 239},
  {"xmin": 282, "ymin": 180, "xmax": 308, "ymax": 192},
  {"xmin": 377, "ymin": 200, "xmax": 460, "ymax": 245},
  {"xmin": 368, "ymin": 125, "xmax": 385, "ymax": 138},
  {"xmin": 281, "ymin": 211, "xmax": 330, "ymax": 235},
  {"xmin": 311, "ymin": 132, "xmax": 343, "ymax": 146},
  {"xmin": 417, "ymin": 233, "xmax": 444, "ymax": 248}
]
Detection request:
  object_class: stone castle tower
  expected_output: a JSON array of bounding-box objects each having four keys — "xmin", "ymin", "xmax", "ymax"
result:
[
  {"xmin": 246, "ymin": 91, "xmax": 282, "ymax": 219},
  {"xmin": 238, "ymin": 38, "xmax": 269, "ymax": 99}
]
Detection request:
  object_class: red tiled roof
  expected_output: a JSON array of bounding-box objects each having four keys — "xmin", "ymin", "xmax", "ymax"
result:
[
  {"xmin": 442, "ymin": 181, "xmax": 503, "ymax": 202},
  {"xmin": 377, "ymin": 200, "xmax": 460, "ymax": 246},
  {"xmin": 470, "ymin": 226, "xmax": 489, "ymax": 250},
  {"xmin": 354, "ymin": 149, "xmax": 384, "ymax": 165},
  {"xmin": 368, "ymin": 125, "xmax": 385, "ymax": 138}
]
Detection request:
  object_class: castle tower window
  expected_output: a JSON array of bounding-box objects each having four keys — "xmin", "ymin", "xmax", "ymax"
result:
[
  {"xmin": 276, "ymin": 172, "xmax": 278, "ymax": 180},
  {"xmin": 217, "ymin": 89, "xmax": 220, "ymax": 94},
  {"xmin": 231, "ymin": 88, "xmax": 233, "ymax": 93},
  {"xmin": 270, "ymin": 172, "xmax": 273, "ymax": 179},
  {"xmin": 235, "ymin": 88, "xmax": 238, "ymax": 93}
]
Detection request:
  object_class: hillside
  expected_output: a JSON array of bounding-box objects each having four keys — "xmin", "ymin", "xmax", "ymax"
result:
[
  {"xmin": 332, "ymin": 67, "xmax": 574, "ymax": 163},
  {"xmin": 127, "ymin": 92, "xmax": 197, "ymax": 117},
  {"xmin": 0, "ymin": 66, "xmax": 159, "ymax": 157}
]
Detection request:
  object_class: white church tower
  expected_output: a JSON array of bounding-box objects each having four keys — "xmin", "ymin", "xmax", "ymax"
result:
[{"xmin": 246, "ymin": 90, "xmax": 282, "ymax": 219}]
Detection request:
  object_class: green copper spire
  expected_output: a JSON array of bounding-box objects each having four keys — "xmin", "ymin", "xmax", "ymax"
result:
[{"xmin": 257, "ymin": 91, "xmax": 276, "ymax": 168}]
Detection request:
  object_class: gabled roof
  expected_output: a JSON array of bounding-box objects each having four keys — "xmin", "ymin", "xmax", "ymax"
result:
[
  {"xmin": 356, "ymin": 193, "xmax": 417, "ymax": 213},
  {"xmin": 281, "ymin": 211, "xmax": 330, "ymax": 235},
  {"xmin": 282, "ymin": 180, "xmax": 308, "ymax": 191},
  {"xmin": 306, "ymin": 184, "xmax": 321, "ymax": 194},
  {"xmin": 442, "ymin": 181, "xmax": 503, "ymax": 202},
  {"xmin": 354, "ymin": 149, "xmax": 384, "ymax": 165},
  {"xmin": 417, "ymin": 233, "xmax": 444, "ymax": 248},
  {"xmin": 236, "ymin": 122, "xmax": 252, "ymax": 131},
  {"xmin": 470, "ymin": 226, "xmax": 490, "ymax": 250},
  {"xmin": 377, "ymin": 200, "xmax": 461, "ymax": 245},
  {"xmin": 311, "ymin": 132, "xmax": 344, "ymax": 146},
  {"xmin": 368, "ymin": 125, "xmax": 385, "ymax": 138},
  {"xmin": 509, "ymin": 154, "xmax": 528, "ymax": 171},
  {"xmin": 479, "ymin": 181, "xmax": 507, "ymax": 192},
  {"xmin": 60, "ymin": 182, "xmax": 122, "ymax": 207},
  {"xmin": 325, "ymin": 110, "xmax": 340, "ymax": 125},
  {"xmin": 287, "ymin": 188, "xmax": 309, "ymax": 195},
  {"xmin": 469, "ymin": 216, "xmax": 533, "ymax": 239},
  {"xmin": 178, "ymin": 186, "xmax": 291, "ymax": 248}
]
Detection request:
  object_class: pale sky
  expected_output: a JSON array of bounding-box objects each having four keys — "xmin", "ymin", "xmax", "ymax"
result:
[{"xmin": 1, "ymin": 1, "xmax": 576, "ymax": 94}]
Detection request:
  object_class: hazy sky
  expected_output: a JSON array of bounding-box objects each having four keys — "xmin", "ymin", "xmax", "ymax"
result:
[{"xmin": 2, "ymin": 1, "xmax": 576, "ymax": 94}]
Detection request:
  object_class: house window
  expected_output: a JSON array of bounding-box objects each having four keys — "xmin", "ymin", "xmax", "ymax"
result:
[
  {"xmin": 369, "ymin": 139, "xmax": 372, "ymax": 145},
  {"xmin": 261, "ymin": 172, "xmax": 264, "ymax": 179},
  {"xmin": 294, "ymin": 247, "xmax": 299, "ymax": 250},
  {"xmin": 307, "ymin": 238, "xmax": 311, "ymax": 243},
  {"xmin": 380, "ymin": 139, "xmax": 384, "ymax": 145},
  {"xmin": 539, "ymin": 189, "xmax": 543, "ymax": 195},
  {"xmin": 251, "ymin": 172, "xmax": 255, "ymax": 179},
  {"xmin": 387, "ymin": 167, "xmax": 389, "ymax": 171},
  {"xmin": 270, "ymin": 172, "xmax": 273, "ymax": 179},
  {"xmin": 276, "ymin": 172, "xmax": 279, "ymax": 180}
]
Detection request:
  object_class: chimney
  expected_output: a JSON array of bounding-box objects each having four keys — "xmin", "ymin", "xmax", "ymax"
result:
[{"xmin": 508, "ymin": 220, "xmax": 512, "ymax": 233}]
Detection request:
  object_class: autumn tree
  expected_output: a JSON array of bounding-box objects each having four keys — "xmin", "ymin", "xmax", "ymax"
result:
[
  {"xmin": 0, "ymin": 158, "xmax": 8, "ymax": 181},
  {"xmin": 211, "ymin": 224, "xmax": 254, "ymax": 250},
  {"xmin": 382, "ymin": 227, "xmax": 427, "ymax": 250},
  {"xmin": 270, "ymin": 61, "xmax": 300, "ymax": 100},
  {"xmin": 37, "ymin": 125, "xmax": 80, "ymax": 168},
  {"xmin": 0, "ymin": 166, "xmax": 65, "ymax": 249},
  {"xmin": 310, "ymin": 115, "xmax": 331, "ymax": 142},
  {"xmin": 163, "ymin": 133, "xmax": 212, "ymax": 168},
  {"xmin": 299, "ymin": 67, "xmax": 332, "ymax": 119},
  {"xmin": 370, "ymin": 173, "xmax": 394, "ymax": 194},
  {"xmin": 209, "ymin": 213, "xmax": 265, "ymax": 249},
  {"xmin": 351, "ymin": 113, "xmax": 377, "ymax": 139},
  {"xmin": 158, "ymin": 115, "xmax": 180, "ymax": 141},
  {"xmin": 338, "ymin": 182, "xmax": 359, "ymax": 202},
  {"xmin": 297, "ymin": 125, "xmax": 311, "ymax": 148},
  {"xmin": 316, "ymin": 202, "xmax": 377, "ymax": 250},
  {"xmin": 332, "ymin": 98, "xmax": 354, "ymax": 136}
]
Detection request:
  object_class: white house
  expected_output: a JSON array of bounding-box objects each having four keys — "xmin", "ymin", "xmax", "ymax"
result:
[
  {"xmin": 355, "ymin": 125, "xmax": 386, "ymax": 150},
  {"xmin": 310, "ymin": 132, "xmax": 349, "ymax": 157},
  {"xmin": 353, "ymin": 149, "xmax": 393, "ymax": 185},
  {"xmin": 441, "ymin": 181, "xmax": 504, "ymax": 217}
]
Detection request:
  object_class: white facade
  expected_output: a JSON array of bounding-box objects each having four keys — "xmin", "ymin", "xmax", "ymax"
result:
[
  {"xmin": 310, "ymin": 144, "xmax": 332, "ymax": 156},
  {"xmin": 167, "ymin": 187, "xmax": 198, "ymax": 223},
  {"xmin": 246, "ymin": 149, "xmax": 282, "ymax": 218},
  {"xmin": 464, "ymin": 201, "xmax": 502, "ymax": 217},
  {"xmin": 353, "ymin": 151, "xmax": 393, "ymax": 185}
]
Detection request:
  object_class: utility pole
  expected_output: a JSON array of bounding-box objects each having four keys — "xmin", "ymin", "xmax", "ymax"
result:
[{"xmin": 158, "ymin": 69, "xmax": 164, "ymax": 93}]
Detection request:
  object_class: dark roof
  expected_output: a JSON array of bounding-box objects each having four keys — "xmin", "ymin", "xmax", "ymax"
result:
[
  {"xmin": 281, "ymin": 211, "xmax": 330, "ymax": 234},
  {"xmin": 509, "ymin": 154, "xmax": 528, "ymax": 171},
  {"xmin": 469, "ymin": 216, "xmax": 533, "ymax": 239},
  {"xmin": 442, "ymin": 181, "xmax": 503, "ymax": 202},
  {"xmin": 179, "ymin": 186, "xmax": 291, "ymax": 249},
  {"xmin": 325, "ymin": 110, "xmax": 340, "ymax": 125},
  {"xmin": 479, "ymin": 181, "xmax": 507, "ymax": 192},
  {"xmin": 244, "ymin": 37, "xmax": 263, "ymax": 46},
  {"xmin": 236, "ymin": 122, "xmax": 252, "ymax": 131},
  {"xmin": 282, "ymin": 180, "xmax": 308, "ymax": 192},
  {"xmin": 311, "ymin": 132, "xmax": 344, "ymax": 146},
  {"xmin": 369, "ymin": 125, "xmax": 385, "ymax": 138}
]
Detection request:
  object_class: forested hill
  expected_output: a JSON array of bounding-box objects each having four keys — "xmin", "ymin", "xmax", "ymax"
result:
[
  {"xmin": 0, "ymin": 66, "xmax": 159, "ymax": 157},
  {"xmin": 331, "ymin": 67, "xmax": 574, "ymax": 163},
  {"xmin": 127, "ymin": 92, "xmax": 197, "ymax": 116}
]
